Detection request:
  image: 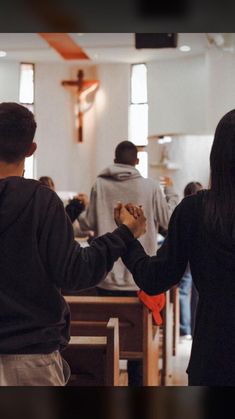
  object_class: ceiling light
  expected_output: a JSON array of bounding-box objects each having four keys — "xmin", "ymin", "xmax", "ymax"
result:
[
  {"xmin": 0, "ymin": 51, "xmax": 7, "ymax": 57},
  {"xmin": 179, "ymin": 45, "xmax": 191, "ymax": 52}
]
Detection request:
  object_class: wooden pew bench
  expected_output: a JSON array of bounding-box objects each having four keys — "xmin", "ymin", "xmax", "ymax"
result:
[
  {"xmin": 63, "ymin": 318, "xmax": 119, "ymax": 386},
  {"xmin": 64, "ymin": 295, "xmax": 160, "ymax": 386},
  {"xmin": 170, "ymin": 286, "xmax": 180, "ymax": 356}
]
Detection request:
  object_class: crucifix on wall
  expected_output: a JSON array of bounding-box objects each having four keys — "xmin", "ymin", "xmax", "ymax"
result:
[{"xmin": 62, "ymin": 70, "xmax": 99, "ymax": 142}]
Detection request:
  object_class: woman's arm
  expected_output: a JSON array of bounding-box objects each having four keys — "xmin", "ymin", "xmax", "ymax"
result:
[{"xmin": 122, "ymin": 199, "xmax": 193, "ymax": 295}]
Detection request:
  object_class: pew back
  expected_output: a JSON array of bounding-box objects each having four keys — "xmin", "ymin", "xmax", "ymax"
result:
[
  {"xmin": 65, "ymin": 296, "xmax": 160, "ymax": 385},
  {"xmin": 63, "ymin": 317, "xmax": 119, "ymax": 386}
]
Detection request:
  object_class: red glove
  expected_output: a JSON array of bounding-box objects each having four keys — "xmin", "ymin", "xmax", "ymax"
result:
[{"xmin": 137, "ymin": 290, "xmax": 165, "ymax": 326}]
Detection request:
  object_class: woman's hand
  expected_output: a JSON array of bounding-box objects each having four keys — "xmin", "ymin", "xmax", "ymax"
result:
[{"xmin": 114, "ymin": 202, "xmax": 146, "ymax": 239}]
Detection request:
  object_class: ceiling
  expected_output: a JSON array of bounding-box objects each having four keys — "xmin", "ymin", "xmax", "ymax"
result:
[{"xmin": 0, "ymin": 33, "xmax": 234, "ymax": 64}]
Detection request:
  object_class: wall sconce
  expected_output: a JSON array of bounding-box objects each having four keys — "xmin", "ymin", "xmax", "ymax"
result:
[
  {"xmin": 62, "ymin": 69, "xmax": 99, "ymax": 142},
  {"xmin": 158, "ymin": 135, "xmax": 172, "ymax": 144}
]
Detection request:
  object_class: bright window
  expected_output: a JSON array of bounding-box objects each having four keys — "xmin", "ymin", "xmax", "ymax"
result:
[
  {"xmin": 19, "ymin": 63, "xmax": 34, "ymax": 104},
  {"xmin": 129, "ymin": 63, "xmax": 148, "ymax": 177},
  {"xmin": 129, "ymin": 104, "xmax": 148, "ymax": 146},
  {"xmin": 19, "ymin": 63, "xmax": 35, "ymax": 179},
  {"xmin": 136, "ymin": 150, "xmax": 148, "ymax": 179},
  {"xmin": 24, "ymin": 156, "xmax": 35, "ymax": 179},
  {"xmin": 131, "ymin": 63, "xmax": 147, "ymax": 104}
]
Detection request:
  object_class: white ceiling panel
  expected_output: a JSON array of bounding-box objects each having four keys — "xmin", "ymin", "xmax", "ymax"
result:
[{"xmin": 0, "ymin": 33, "xmax": 233, "ymax": 64}]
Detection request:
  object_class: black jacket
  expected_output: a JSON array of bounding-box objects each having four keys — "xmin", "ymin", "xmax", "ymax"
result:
[
  {"xmin": 122, "ymin": 191, "xmax": 235, "ymax": 386},
  {"xmin": 0, "ymin": 177, "xmax": 134, "ymax": 354},
  {"xmin": 65, "ymin": 198, "xmax": 85, "ymax": 223}
]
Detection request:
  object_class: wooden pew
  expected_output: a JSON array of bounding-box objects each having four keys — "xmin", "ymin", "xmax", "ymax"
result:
[
  {"xmin": 161, "ymin": 290, "xmax": 174, "ymax": 385},
  {"xmin": 65, "ymin": 296, "xmax": 160, "ymax": 386},
  {"xmin": 170, "ymin": 286, "xmax": 180, "ymax": 356},
  {"xmin": 63, "ymin": 318, "xmax": 119, "ymax": 386}
]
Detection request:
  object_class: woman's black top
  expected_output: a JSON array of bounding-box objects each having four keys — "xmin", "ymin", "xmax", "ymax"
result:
[{"xmin": 122, "ymin": 191, "xmax": 235, "ymax": 385}]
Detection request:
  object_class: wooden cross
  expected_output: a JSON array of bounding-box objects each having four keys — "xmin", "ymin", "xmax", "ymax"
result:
[{"xmin": 62, "ymin": 70, "xmax": 99, "ymax": 142}]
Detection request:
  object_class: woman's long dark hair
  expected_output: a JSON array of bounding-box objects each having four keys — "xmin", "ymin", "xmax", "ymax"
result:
[{"xmin": 205, "ymin": 109, "xmax": 235, "ymax": 240}]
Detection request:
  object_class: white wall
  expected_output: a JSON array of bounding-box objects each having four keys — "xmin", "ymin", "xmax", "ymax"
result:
[
  {"xmin": 0, "ymin": 62, "xmax": 19, "ymax": 102},
  {"xmin": 34, "ymin": 62, "xmax": 130, "ymax": 193},
  {"xmin": 148, "ymin": 135, "xmax": 213, "ymax": 199},
  {"xmin": 206, "ymin": 49, "xmax": 235, "ymax": 132},
  {"xmin": 35, "ymin": 63, "xmax": 99, "ymax": 193},
  {"xmin": 94, "ymin": 64, "xmax": 130, "ymax": 175},
  {"xmin": 148, "ymin": 55, "xmax": 207, "ymax": 136}
]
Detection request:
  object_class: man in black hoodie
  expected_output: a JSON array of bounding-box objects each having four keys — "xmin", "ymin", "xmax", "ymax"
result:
[{"xmin": 0, "ymin": 102, "xmax": 146, "ymax": 386}]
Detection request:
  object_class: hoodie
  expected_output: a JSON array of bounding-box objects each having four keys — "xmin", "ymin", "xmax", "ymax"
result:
[
  {"xmin": 79, "ymin": 164, "xmax": 178, "ymax": 290},
  {"xmin": 0, "ymin": 176, "xmax": 135, "ymax": 354}
]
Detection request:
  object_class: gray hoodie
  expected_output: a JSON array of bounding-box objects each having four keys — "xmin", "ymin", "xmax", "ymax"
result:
[{"xmin": 79, "ymin": 164, "xmax": 178, "ymax": 290}]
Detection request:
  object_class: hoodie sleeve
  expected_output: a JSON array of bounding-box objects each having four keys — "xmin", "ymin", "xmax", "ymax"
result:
[
  {"xmin": 38, "ymin": 194, "xmax": 135, "ymax": 290},
  {"xmin": 78, "ymin": 184, "xmax": 97, "ymax": 233},
  {"xmin": 65, "ymin": 198, "xmax": 85, "ymax": 223},
  {"xmin": 122, "ymin": 199, "xmax": 191, "ymax": 295},
  {"xmin": 153, "ymin": 183, "xmax": 179, "ymax": 230}
]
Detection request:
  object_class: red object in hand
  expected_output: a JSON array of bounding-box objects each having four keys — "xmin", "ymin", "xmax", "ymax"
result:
[{"xmin": 137, "ymin": 290, "xmax": 165, "ymax": 325}]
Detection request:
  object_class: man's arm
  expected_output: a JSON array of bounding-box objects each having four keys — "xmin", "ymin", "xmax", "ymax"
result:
[
  {"xmin": 121, "ymin": 199, "xmax": 191, "ymax": 295},
  {"xmin": 39, "ymin": 196, "xmax": 145, "ymax": 291},
  {"xmin": 154, "ymin": 183, "xmax": 179, "ymax": 230}
]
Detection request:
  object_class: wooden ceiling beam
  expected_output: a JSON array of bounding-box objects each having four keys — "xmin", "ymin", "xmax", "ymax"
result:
[{"xmin": 39, "ymin": 33, "xmax": 89, "ymax": 60}]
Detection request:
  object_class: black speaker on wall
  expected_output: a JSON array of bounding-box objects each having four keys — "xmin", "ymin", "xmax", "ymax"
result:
[
  {"xmin": 135, "ymin": 33, "xmax": 178, "ymax": 49},
  {"xmin": 138, "ymin": 0, "xmax": 187, "ymax": 16}
]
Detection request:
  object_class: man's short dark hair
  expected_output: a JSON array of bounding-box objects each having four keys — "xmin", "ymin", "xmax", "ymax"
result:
[
  {"xmin": 115, "ymin": 141, "xmax": 138, "ymax": 166},
  {"xmin": 0, "ymin": 102, "xmax": 37, "ymax": 163}
]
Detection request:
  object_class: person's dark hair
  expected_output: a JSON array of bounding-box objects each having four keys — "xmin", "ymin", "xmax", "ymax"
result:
[
  {"xmin": 0, "ymin": 102, "xmax": 37, "ymax": 163},
  {"xmin": 115, "ymin": 141, "xmax": 138, "ymax": 166},
  {"xmin": 184, "ymin": 182, "xmax": 203, "ymax": 197},
  {"xmin": 39, "ymin": 176, "xmax": 55, "ymax": 190},
  {"xmin": 204, "ymin": 109, "xmax": 235, "ymax": 239}
]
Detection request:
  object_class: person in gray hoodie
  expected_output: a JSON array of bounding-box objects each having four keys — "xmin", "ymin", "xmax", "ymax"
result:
[
  {"xmin": 79, "ymin": 140, "xmax": 178, "ymax": 292},
  {"xmin": 78, "ymin": 140, "xmax": 178, "ymax": 386}
]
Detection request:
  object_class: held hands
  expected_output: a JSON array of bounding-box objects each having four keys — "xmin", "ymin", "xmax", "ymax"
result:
[{"xmin": 114, "ymin": 202, "xmax": 147, "ymax": 239}]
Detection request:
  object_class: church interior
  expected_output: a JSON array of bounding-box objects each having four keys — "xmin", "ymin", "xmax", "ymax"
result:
[{"xmin": 0, "ymin": 32, "xmax": 234, "ymax": 388}]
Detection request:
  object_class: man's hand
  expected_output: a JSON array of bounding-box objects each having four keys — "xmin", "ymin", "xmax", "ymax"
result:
[
  {"xmin": 125, "ymin": 203, "xmax": 143, "ymax": 219},
  {"xmin": 114, "ymin": 202, "xmax": 146, "ymax": 239},
  {"xmin": 159, "ymin": 176, "xmax": 173, "ymax": 188}
]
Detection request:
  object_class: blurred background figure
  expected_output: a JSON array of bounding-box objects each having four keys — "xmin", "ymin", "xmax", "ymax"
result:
[
  {"xmin": 38, "ymin": 176, "xmax": 92, "ymax": 240},
  {"xmin": 179, "ymin": 181, "xmax": 203, "ymax": 340},
  {"xmin": 39, "ymin": 176, "xmax": 55, "ymax": 191},
  {"xmin": 65, "ymin": 193, "xmax": 94, "ymax": 242}
]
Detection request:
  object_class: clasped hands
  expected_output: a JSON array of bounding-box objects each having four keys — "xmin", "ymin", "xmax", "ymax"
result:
[{"xmin": 114, "ymin": 202, "xmax": 147, "ymax": 239}]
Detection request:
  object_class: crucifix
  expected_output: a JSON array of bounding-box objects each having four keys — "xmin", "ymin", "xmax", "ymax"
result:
[{"xmin": 62, "ymin": 70, "xmax": 99, "ymax": 142}]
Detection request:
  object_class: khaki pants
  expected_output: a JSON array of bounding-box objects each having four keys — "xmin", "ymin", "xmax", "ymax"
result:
[{"xmin": 0, "ymin": 351, "xmax": 70, "ymax": 386}]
